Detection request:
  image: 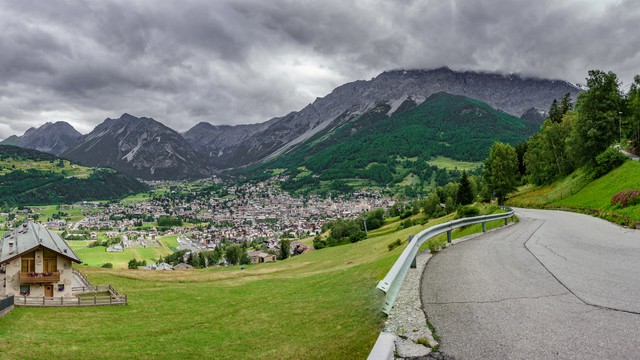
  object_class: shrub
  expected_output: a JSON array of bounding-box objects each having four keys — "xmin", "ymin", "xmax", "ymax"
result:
[
  {"xmin": 457, "ymin": 205, "xmax": 480, "ymax": 218},
  {"xmin": 427, "ymin": 241, "xmax": 442, "ymax": 253},
  {"xmin": 399, "ymin": 218, "xmax": 415, "ymax": 229},
  {"xmin": 611, "ymin": 189, "xmax": 640, "ymax": 207},
  {"xmin": 593, "ymin": 147, "xmax": 627, "ymax": 178},
  {"xmin": 313, "ymin": 235, "xmax": 327, "ymax": 250},
  {"xmin": 388, "ymin": 238, "xmax": 403, "ymax": 251},
  {"xmin": 101, "ymin": 263, "xmax": 113, "ymax": 269}
]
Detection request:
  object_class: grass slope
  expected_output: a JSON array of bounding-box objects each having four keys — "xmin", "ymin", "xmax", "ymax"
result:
[
  {"xmin": 0, "ymin": 211, "xmax": 510, "ymax": 359},
  {"xmin": 509, "ymin": 161, "xmax": 640, "ymax": 225}
]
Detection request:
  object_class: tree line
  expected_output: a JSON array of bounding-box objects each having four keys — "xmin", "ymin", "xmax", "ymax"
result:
[{"xmin": 483, "ymin": 70, "xmax": 638, "ymax": 203}]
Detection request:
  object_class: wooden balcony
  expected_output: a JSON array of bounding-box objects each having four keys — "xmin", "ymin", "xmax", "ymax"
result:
[{"xmin": 19, "ymin": 272, "xmax": 60, "ymax": 284}]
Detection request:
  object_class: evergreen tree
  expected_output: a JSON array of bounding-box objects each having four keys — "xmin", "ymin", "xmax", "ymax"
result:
[{"xmin": 456, "ymin": 170, "xmax": 474, "ymax": 205}]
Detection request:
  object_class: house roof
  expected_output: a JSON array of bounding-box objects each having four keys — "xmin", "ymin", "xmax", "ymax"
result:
[{"xmin": 0, "ymin": 222, "xmax": 81, "ymax": 264}]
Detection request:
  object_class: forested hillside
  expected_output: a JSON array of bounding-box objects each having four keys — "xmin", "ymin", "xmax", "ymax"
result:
[
  {"xmin": 0, "ymin": 145, "xmax": 148, "ymax": 207},
  {"xmin": 249, "ymin": 92, "xmax": 537, "ymax": 193}
]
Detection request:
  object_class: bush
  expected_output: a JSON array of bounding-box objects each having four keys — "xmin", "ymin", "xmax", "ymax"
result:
[
  {"xmin": 399, "ymin": 218, "xmax": 415, "ymax": 229},
  {"xmin": 127, "ymin": 258, "xmax": 147, "ymax": 269},
  {"xmin": 313, "ymin": 235, "xmax": 327, "ymax": 250},
  {"xmin": 101, "ymin": 263, "xmax": 113, "ymax": 268},
  {"xmin": 388, "ymin": 238, "xmax": 403, "ymax": 251},
  {"xmin": 611, "ymin": 189, "xmax": 640, "ymax": 207},
  {"xmin": 593, "ymin": 147, "xmax": 627, "ymax": 178},
  {"xmin": 457, "ymin": 205, "xmax": 480, "ymax": 218}
]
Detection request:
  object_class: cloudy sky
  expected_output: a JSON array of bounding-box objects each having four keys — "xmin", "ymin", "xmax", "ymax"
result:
[{"xmin": 0, "ymin": 0, "xmax": 638, "ymax": 140}]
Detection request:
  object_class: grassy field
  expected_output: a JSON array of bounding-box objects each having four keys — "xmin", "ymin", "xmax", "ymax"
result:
[
  {"xmin": 0, "ymin": 210, "xmax": 511, "ymax": 359},
  {"xmin": 30, "ymin": 204, "xmax": 100, "ymax": 223},
  {"xmin": 427, "ymin": 156, "xmax": 482, "ymax": 171},
  {"xmin": 67, "ymin": 235, "xmax": 179, "ymax": 268},
  {"xmin": 509, "ymin": 161, "xmax": 640, "ymax": 225},
  {"xmin": 120, "ymin": 192, "xmax": 153, "ymax": 205},
  {"xmin": 0, "ymin": 157, "xmax": 93, "ymax": 177}
]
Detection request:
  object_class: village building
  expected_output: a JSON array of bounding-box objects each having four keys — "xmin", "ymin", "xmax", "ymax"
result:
[
  {"xmin": 0, "ymin": 222, "xmax": 81, "ymax": 299},
  {"xmin": 247, "ymin": 251, "xmax": 276, "ymax": 264}
]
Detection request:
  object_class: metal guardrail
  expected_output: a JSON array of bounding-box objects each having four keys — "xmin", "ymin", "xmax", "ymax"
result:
[{"xmin": 376, "ymin": 207, "xmax": 515, "ymax": 314}]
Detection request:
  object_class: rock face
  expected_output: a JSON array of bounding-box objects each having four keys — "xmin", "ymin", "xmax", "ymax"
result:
[
  {"xmin": 63, "ymin": 113, "xmax": 211, "ymax": 180},
  {"xmin": 0, "ymin": 121, "xmax": 83, "ymax": 155},
  {"xmin": 187, "ymin": 67, "xmax": 580, "ymax": 169},
  {"xmin": 520, "ymin": 107, "xmax": 548, "ymax": 126}
]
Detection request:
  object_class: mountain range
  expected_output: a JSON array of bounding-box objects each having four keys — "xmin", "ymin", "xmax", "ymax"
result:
[{"xmin": 1, "ymin": 67, "xmax": 581, "ymax": 180}]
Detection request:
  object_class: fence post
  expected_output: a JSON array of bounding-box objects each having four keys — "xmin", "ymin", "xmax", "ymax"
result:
[
  {"xmin": 447, "ymin": 230, "xmax": 452, "ymax": 243},
  {"xmin": 504, "ymin": 218, "xmax": 508, "ymax": 226},
  {"xmin": 482, "ymin": 222, "xmax": 487, "ymax": 233},
  {"xmin": 94, "ymin": 295, "xmax": 97, "ymax": 305}
]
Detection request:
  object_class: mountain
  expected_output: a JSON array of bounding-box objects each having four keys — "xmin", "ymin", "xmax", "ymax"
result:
[
  {"xmin": 63, "ymin": 113, "xmax": 211, "ymax": 180},
  {"xmin": 0, "ymin": 121, "xmax": 83, "ymax": 155},
  {"xmin": 253, "ymin": 92, "xmax": 537, "ymax": 192},
  {"xmin": 520, "ymin": 107, "xmax": 547, "ymax": 125},
  {"xmin": 0, "ymin": 145, "xmax": 148, "ymax": 207},
  {"xmin": 0, "ymin": 135, "xmax": 19, "ymax": 146},
  {"xmin": 186, "ymin": 67, "xmax": 580, "ymax": 169},
  {"xmin": 182, "ymin": 121, "xmax": 270, "ymax": 161}
]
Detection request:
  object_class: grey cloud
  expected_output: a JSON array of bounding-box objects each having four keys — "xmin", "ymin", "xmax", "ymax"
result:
[{"xmin": 0, "ymin": 0, "xmax": 638, "ymax": 141}]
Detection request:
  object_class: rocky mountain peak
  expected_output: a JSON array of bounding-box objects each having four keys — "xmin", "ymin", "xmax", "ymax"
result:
[
  {"xmin": 0, "ymin": 120, "xmax": 83, "ymax": 155},
  {"xmin": 63, "ymin": 113, "xmax": 211, "ymax": 180}
]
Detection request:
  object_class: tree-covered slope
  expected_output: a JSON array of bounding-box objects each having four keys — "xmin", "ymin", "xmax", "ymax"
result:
[
  {"xmin": 0, "ymin": 145, "xmax": 148, "ymax": 206},
  {"xmin": 250, "ymin": 92, "xmax": 536, "ymax": 190}
]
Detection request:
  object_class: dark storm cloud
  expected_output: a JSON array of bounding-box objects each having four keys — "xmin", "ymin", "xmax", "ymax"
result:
[{"xmin": 0, "ymin": 0, "xmax": 638, "ymax": 140}]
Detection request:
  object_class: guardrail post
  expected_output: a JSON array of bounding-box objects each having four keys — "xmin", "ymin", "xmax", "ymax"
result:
[
  {"xmin": 410, "ymin": 256, "xmax": 417, "ymax": 269},
  {"xmin": 482, "ymin": 222, "xmax": 487, "ymax": 233},
  {"xmin": 504, "ymin": 217, "xmax": 508, "ymax": 225},
  {"xmin": 447, "ymin": 230, "xmax": 452, "ymax": 243}
]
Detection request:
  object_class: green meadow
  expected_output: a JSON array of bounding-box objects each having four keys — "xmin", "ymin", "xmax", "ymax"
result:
[
  {"xmin": 67, "ymin": 235, "xmax": 179, "ymax": 268},
  {"xmin": 427, "ymin": 156, "xmax": 482, "ymax": 171},
  {"xmin": 0, "ymin": 210, "xmax": 509, "ymax": 359},
  {"xmin": 509, "ymin": 160, "xmax": 640, "ymax": 225}
]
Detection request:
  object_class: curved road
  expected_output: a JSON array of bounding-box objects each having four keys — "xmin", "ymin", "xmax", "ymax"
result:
[{"xmin": 421, "ymin": 208, "xmax": 640, "ymax": 359}]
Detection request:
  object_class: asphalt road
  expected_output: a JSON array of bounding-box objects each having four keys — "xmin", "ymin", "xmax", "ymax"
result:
[{"xmin": 421, "ymin": 208, "xmax": 640, "ymax": 359}]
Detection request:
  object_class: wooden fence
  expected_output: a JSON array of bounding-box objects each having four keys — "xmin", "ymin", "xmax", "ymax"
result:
[{"xmin": 14, "ymin": 289, "xmax": 127, "ymax": 307}]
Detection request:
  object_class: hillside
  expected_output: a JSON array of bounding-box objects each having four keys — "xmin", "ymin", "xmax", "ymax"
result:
[
  {"xmin": 252, "ymin": 92, "xmax": 536, "ymax": 193},
  {"xmin": 508, "ymin": 160, "xmax": 640, "ymax": 226},
  {"xmin": 0, "ymin": 145, "xmax": 148, "ymax": 207},
  {"xmin": 0, "ymin": 205, "xmax": 510, "ymax": 359}
]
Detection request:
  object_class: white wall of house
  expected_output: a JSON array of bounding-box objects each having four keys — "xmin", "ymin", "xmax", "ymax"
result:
[{"xmin": 2, "ymin": 250, "xmax": 74, "ymax": 298}]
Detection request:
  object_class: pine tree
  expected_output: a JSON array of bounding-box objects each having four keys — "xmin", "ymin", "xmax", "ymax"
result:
[{"xmin": 456, "ymin": 170, "xmax": 474, "ymax": 205}]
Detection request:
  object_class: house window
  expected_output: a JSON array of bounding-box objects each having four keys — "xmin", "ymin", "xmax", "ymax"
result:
[
  {"xmin": 20, "ymin": 285, "xmax": 30, "ymax": 295},
  {"xmin": 58, "ymin": 284, "xmax": 65, "ymax": 292},
  {"xmin": 21, "ymin": 251, "xmax": 35, "ymax": 273},
  {"xmin": 43, "ymin": 249, "xmax": 57, "ymax": 273}
]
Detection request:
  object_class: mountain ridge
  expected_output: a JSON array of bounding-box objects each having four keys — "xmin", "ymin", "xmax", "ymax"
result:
[{"xmin": 63, "ymin": 113, "xmax": 212, "ymax": 180}]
